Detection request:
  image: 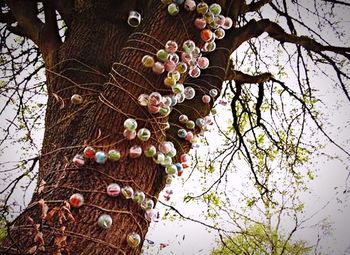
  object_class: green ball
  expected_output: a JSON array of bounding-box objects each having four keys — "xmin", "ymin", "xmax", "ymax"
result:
[
  {"xmin": 165, "ymin": 164, "xmax": 177, "ymax": 175},
  {"xmin": 144, "ymin": 145, "xmax": 157, "ymax": 157},
  {"xmin": 157, "ymin": 49, "xmax": 168, "ymax": 62},
  {"xmin": 209, "ymin": 3, "xmax": 221, "ymax": 16},
  {"xmin": 108, "ymin": 149, "xmax": 121, "ymax": 161},
  {"xmin": 186, "ymin": 120, "xmax": 195, "ymax": 129}
]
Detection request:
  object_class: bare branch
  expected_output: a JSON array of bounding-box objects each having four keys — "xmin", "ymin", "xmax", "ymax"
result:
[
  {"xmin": 322, "ymin": 0, "xmax": 350, "ymax": 6},
  {"xmin": 242, "ymin": 0, "xmax": 272, "ymax": 13}
]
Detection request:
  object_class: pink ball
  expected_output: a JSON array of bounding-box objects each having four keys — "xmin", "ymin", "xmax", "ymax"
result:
[
  {"xmin": 222, "ymin": 17, "xmax": 233, "ymax": 30},
  {"xmin": 107, "ymin": 183, "xmax": 121, "ymax": 197},
  {"xmin": 185, "ymin": 131, "xmax": 194, "ymax": 141},
  {"xmin": 148, "ymin": 104, "xmax": 160, "ymax": 113},
  {"xmin": 180, "ymin": 153, "xmax": 191, "ymax": 163},
  {"xmin": 202, "ymin": 95, "xmax": 211, "ymax": 103},
  {"xmin": 164, "ymin": 60, "xmax": 176, "ymax": 72},
  {"xmin": 152, "ymin": 62, "xmax": 165, "ymax": 74},
  {"xmin": 197, "ymin": 57, "xmax": 209, "ymax": 69},
  {"xmin": 129, "ymin": 145, "xmax": 142, "ymax": 158},
  {"xmin": 179, "ymin": 114, "xmax": 189, "ymax": 123},
  {"xmin": 123, "ymin": 129, "xmax": 136, "ymax": 140},
  {"xmin": 194, "ymin": 18, "xmax": 206, "ymax": 30}
]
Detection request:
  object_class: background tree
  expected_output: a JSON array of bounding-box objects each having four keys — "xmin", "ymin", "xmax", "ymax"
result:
[{"xmin": 0, "ymin": 0, "xmax": 349, "ymax": 255}]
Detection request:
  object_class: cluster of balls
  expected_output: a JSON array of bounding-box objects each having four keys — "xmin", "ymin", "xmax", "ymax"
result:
[
  {"xmin": 72, "ymin": 146, "xmax": 121, "ymax": 166},
  {"xmin": 68, "ymin": 189, "xmax": 154, "ymax": 248},
  {"xmin": 142, "ymin": 39, "xmax": 210, "ymax": 89},
  {"xmin": 162, "ymin": 0, "xmax": 233, "ymax": 53}
]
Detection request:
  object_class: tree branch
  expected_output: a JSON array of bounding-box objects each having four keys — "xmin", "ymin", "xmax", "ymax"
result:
[
  {"xmin": 225, "ymin": 69, "xmax": 273, "ymax": 84},
  {"xmin": 242, "ymin": 0, "xmax": 272, "ymax": 13},
  {"xmin": 4, "ymin": 0, "xmax": 44, "ymax": 45}
]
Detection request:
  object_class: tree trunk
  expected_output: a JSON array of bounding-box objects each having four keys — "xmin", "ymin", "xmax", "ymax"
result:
[{"xmin": 1, "ymin": 1, "xmax": 231, "ymax": 254}]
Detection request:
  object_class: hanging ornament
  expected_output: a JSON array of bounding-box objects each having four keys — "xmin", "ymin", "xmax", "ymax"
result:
[
  {"xmin": 209, "ymin": 88, "xmax": 219, "ymax": 97},
  {"xmin": 215, "ymin": 15, "xmax": 226, "ymax": 26},
  {"xmin": 121, "ymin": 186, "xmax": 134, "ymax": 199},
  {"xmin": 186, "ymin": 120, "xmax": 195, "ymax": 129},
  {"xmin": 222, "ymin": 17, "xmax": 233, "ymax": 30},
  {"xmin": 71, "ymin": 94, "xmax": 83, "ymax": 105},
  {"xmin": 123, "ymin": 129, "xmax": 137, "ymax": 140},
  {"xmin": 194, "ymin": 17, "xmax": 206, "ymax": 30},
  {"xmin": 132, "ymin": 191, "xmax": 146, "ymax": 204},
  {"xmin": 196, "ymin": 118, "xmax": 206, "ymax": 128},
  {"xmin": 107, "ymin": 183, "xmax": 121, "ymax": 197},
  {"xmin": 129, "ymin": 145, "xmax": 142, "ymax": 158},
  {"xmin": 175, "ymin": 163, "xmax": 184, "ymax": 176},
  {"xmin": 137, "ymin": 128, "xmax": 151, "ymax": 142},
  {"xmin": 202, "ymin": 95, "xmax": 211, "ymax": 104},
  {"xmin": 83, "ymin": 146, "xmax": 96, "ymax": 159},
  {"xmin": 161, "ymin": 155, "xmax": 172, "ymax": 166},
  {"xmin": 95, "ymin": 151, "xmax": 107, "ymax": 164},
  {"xmin": 108, "ymin": 149, "xmax": 121, "ymax": 161},
  {"xmin": 145, "ymin": 208, "xmax": 160, "ymax": 222},
  {"xmin": 159, "ymin": 106, "xmax": 171, "ymax": 116},
  {"xmin": 124, "ymin": 118, "xmax": 138, "ymax": 131},
  {"xmin": 204, "ymin": 115, "xmax": 214, "ymax": 125},
  {"xmin": 156, "ymin": 49, "xmax": 168, "ymax": 62},
  {"xmin": 188, "ymin": 66, "xmax": 201, "ymax": 78},
  {"xmin": 138, "ymin": 94, "xmax": 149, "ymax": 106},
  {"xmin": 184, "ymin": 0, "xmax": 196, "ymax": 11},
  {"xmin": 165, "ymin": 174, "xmax": 173, "ymax": 185},
  {"xmin": 167, "ymin": 52, "xmax": 179, "ymax": 64},
  {"xmin": 197, "ymin": 56, "xmax": 209, "ymax": 69},
  {"xmin": 167, "ymin": 71, "xmax": 181, "ymax": 82},
  {"xmin": 164, "ymin": 76, "xmax": 176, "ymax": 87},
  {"xmin": 196, "ymin": 2, "xmax": 209, "ymax": 14},
  {"xmin": 182, "ymin": 40, "xmax": 196, "ymax": 54},
  {"xmin": 215, "ymin": 28, "xmax": 225, "ymax": 39},
  {"xmin": 167, "ymin": 147, "xmax": 177, "ymax": 158},
  {"xmin": 165, "ymin": 164, "xmax": 177, "ymax": 175},
  {"xmin": 127, "ymin": 232, "xmax": 141, "ymax": 248},
  {"xmin": 141, "ymin": 198, "xmax": 154, "ymax": 210},
  {"xmin": 72, "ymin": 154, "xmax": 85, "ymax": 166},
  {"xmin": 175, "ymin": 62, "xmax": 188, "ymax": 74},
  {"xmin": 168, "ymin": 3, "xmax": 179, "ymax": 15},
  {"xmin": 184, "ymin": 86, "xmax": 196, "ymax": 100},
  {"xmin": 203, "ymin": 12, "xmax": 215, "ymax": 24},
  {"xmin": 149, "ymin": 92, "xmax": 162, "ymax": 105},
  {"xmin": 177, "ymin": 128, "xmax": 187, "ymax": 138},
  {"xmin": 165, "ymin": 40, "xmax": 178, "ymax": 53},
  {"xmin": 209, "ymin": 3, "xmax": 222, "ymax": 16},
  {"xmin": 164, "ymin": 60, "xmax": 176, "ymax": 72},
  {"xmin": 127, "ymin": 11, "xmax": 141, "ymax": 27},
  {"xmin": 98, "ymin": 214, "xmax": 113, "ymax": 229},
  {"xmin": 185, "ymin": 131, "xmax": 194, "ymax": 141},
  {"xmin": 144, "ymin": 145, "xmax": 157, "ymax": 157},
  {"xmin": 160, "ymin": 96, "xmax": 173, "ymax": 108},
  {"xmin": 69, "ymin": 193, "xmax": 84, "ymax": 208},
  {"xmin": 176, "ymin": 93, "xmax": 186, "ymax": 103},
  {"xmin": 152, "ymin": 61, "xmax": 165, "ymax": 75},
  {"xmin": 142, "ymin": 55, "xmax": 155, "ymax": 68},
  {"xmin": 180, "ymin": 153, "xmax": 191, "ymax": 163},
  {"xmin": 176, "ymin": 115, "xmax": 188, "ymax": 125},
  {"xmin": 153, "ymin": 152, "xmax": 165, "ymax": 164},
  {"xmin": 172, "ymin": 83, "xmax": 185, "ymax": 94}
]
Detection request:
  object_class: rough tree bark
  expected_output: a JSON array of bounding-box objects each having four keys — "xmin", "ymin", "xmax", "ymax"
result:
[{"xmin": 1, "ymin": 1, "xmax": 233, "ymax": 254}]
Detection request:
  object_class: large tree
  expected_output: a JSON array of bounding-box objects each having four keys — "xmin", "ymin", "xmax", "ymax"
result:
[{"xmin": 0, "ymin": 0, "xmax": 349, "ymax": 254}]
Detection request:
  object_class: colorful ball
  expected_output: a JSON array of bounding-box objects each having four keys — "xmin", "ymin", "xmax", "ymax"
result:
[
  {"xmin": 201, "ymin": 29, "xmax": 214, "ymax": 42},
  {"xmin": 121, "ymin": 186, "xmax": 134, "ymax": 199},
  {"xmin": 177, "ymin": 128, "xmax": 187, "ymax": 138},
  {"xmin": 209, "ymin": 3, "xmax": 222, "ymax": 16},
  {"xmin": 153, "ymin": 152, "xmax": 165, "ymax": 164},
  {"xmin": 71, "ymin": 94, "xmax": 83, "ymax": 105},
  {"xmin": 132, "ymin": 191, "xmax": 146, "ymax": 204},
  {"xmin": 194, "ymin": 17, "xmax": 206, "ymax": 30},
  {"xmin": 137, "ymin": 128, "xmax": 151, "ymax": 141},
  {"xmin": 138, "ymin": 94, "xmax": 149, "ymax": 106},
  {"xmin": 176, "ymin": 92, "xmax": 186, "ymax": 103},
  {"xmin": 188, "ymin": 66, "xmax": 201, "ymax": 78},
  {"xmin": 129, "ymin": 145, "xmax": 142, "ymax": 158},
  {"xmin": 165, "ymin": 164, "xmax": 177, "ymax": 175},
  {"xmin": 106, "ymin": 183, "xmax": 121, "ymax": 197},
  {"xmin": 159, "ymin": 106, "xmax": 171, "ymax": 116},
  {"xmin": 197, "ymin": 56, "xmax": 209, "ymax": 69},
  {"xmin": 141, "ymin": 198, "xmax": 154, "ymax": 210},
  {"xmin": 141, "ymin": 55, "xmax": 154, "ymax": 68},
  {"xmin": 222, "ymin": 17, "xmax": 233, "ymax": 30},
  {"xmin": 152, "ymin": 61, "xmax": 165, "ymax": 74},
  {"xmin": 183, "ymin": 40, "xmax": 196, "ymax": 53},
  {"xmin": 83, "ymin": 146, "xmax": 96, "ymax": 159},
  {"xmin": 209, "ymin": 88, "xmax": 218, "ymax": 97},
  {"xmin": 204, "ymin": 11, "xmax": 215, "ymax": 24},
  {"xmin": 202, "ymin": 95, "xmax": 211, "ymax": 103},
  {"xmin": 108, "ymin": 149, "xmax": 121, "ymax": 161},
  {"xmin": 164, "ymin": 76, "xmax": 177, "ymax": 87},
  {"xmin": 165, "ymin": 40, "xmax": 178, "ymax": 53},
  {"xmin": 185, "ymin": 131, "xmax": 194, "ymax": 141},
  {"xmin": 168, "ymin": 3, "xmax": 179, "ymax": 15},
  {"xmin": 95, "ymin": 151, "xmax": 107, "ymax": 164},
  {"xmin": 197, "ymin": 2, "xmax": 208, "ymax": 14},
  {"xmin": 167, "ymin": 70, "xmax": 181, "ymax": 82},
  {"xmin": 172, "ymin": 83, "xmax": 185, "ymax": 94},
  {"xmin": 149, "ymin": 92, "xmax": 162, "ymax": 106},
  {"xmin": 164, "ymin": 60, "xmax": 176, "ymax": 72},
  {"xmin": 124, "ymin": 118, "xmax": 137, "ymax": 131},
  {"xmin": 184, "ymin": 0, "xmax": 196, "ymax": 11},
  {"xmin": 202, "ymin": 41, "xmax": 216, "ymax": 52},
  {"xmin": 215, "ymin": 28, "xmax": 225, "ymax": 39},
  {"xmin": 69, "ymin": 193, "xmax": 84, "ymax": 208},
  {"xmin": 186, "ymin": 120, "xmax": 195, "ymax": 129},
  {"xmin": 175, "ymin": 62, "xmax": 188, "ymax": 74},
  {"xmin": 184, "ymin": 86, "xmax": 196, "ymax": 99},
  {"xmin": 144, "ymin": 145, "xmax": 157, "ymax": 157},
  {"xmin": 73, "ymin": 154, "xmax": 85, "ymax": 166},
  {"xmin": 97, "ymin": 214, "xmax": 113, "ymax": 229},
  {"xmin": 179, "ymin": 114, "xmax": 189, "ymax": 123},
  {"xmin": 127, "ymin": 232, "xmax": 141, "ymax": 248},
  {"xmin": 156, "ymin": 49, "xmax": 168, "ymax": 62},
  {"xmin": 123, "ymin": 129, "xmax": 137, "ymax": 140}
]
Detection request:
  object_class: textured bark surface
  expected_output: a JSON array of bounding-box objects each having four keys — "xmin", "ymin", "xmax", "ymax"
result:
[{"xmin": 1, "ymin": 1, "xmax": 232, "ymax": 254}]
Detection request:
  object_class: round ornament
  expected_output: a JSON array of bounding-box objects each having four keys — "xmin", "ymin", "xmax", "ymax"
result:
[
  {"xmin": 71, "ymin": 94, "xmax": 83, "ymax": 105},
  {"xmin": 69, "ymin": 193, "xmax": 84, "ymax": 208},
  {"xmin": 141, "ymin": 55, "xmax": 154, "ymax": 68},
  {"xmin": 185, "ymin": 131, "xmax": 194, "ymax": 141},
  {"xmin": 156, "ymin": 49, "xmax": 168, "ymax": 62},
  {"xmin": 168, "ymin": 3, "xmax": 179, "ymax": 15},
  {"xmin": 124, "ymin": 118, "xmax": 137, "ymax": 131},
  {"xmin": 197, "ymin": 2, "xmax": 209, "ymax": 14},
  {"xmin": 186, "ymin": 120, "xmax": 195, "ymax": 129},
  {"xmin": 165, "ymin": 164, "xmax": 177, "ymax": 175},
  {"xmin": 194, "ymin": 17, "xmax": 206, "ymax": 30},
  {"xmin": 188, "ymin": 66, "xmax": 201, "ymax": 78},
  {"xmin": 83, "ymin": 146, "xmax": 96, "ymax": 159},
  {"xmin": 164, "ymin": 60, "xmax": 176, "ymax": 72},
  {"xmin": 209, "ymin": 88, "xmax": 218, "ymax": 97},
  {"xmin": 127, "ymin": 232, "xmax": 141, "ymax": 248},
  {"xmin": 165, "ymin": 40, "xmax": 178, "ymax": 53},
  {"xmin": 95, "ymin": 151, "xmax": 107, "ymax": 164},
  {"xmin": 137, "ymin": 128, "xmax": 151, "ymax": 141},
  {"xmin": 164, "ymin": 76, "xmax": 176, "ymax": 87},
  {"xmin": 201, "ymin": 29, "xmax": 214, "ymax": 42},
  {"xmin": 127, "ymin": 11, "xmax": 141, "ymax": 27},
  {"xmin": 107, "ymin": 183, "xmax": 121, "ymax": 197},
  {"xmin": 179, "ymin": 114, "xmax": 188, "ymax": 123},
  {"xmin": 152, "ymin": 61, "xmax": 165, "ymax": 74},
  {"xmin": 138, "ymin": 94, "xmax": 149, "ymax": 106},
  {"xmin": 159, "ymin": 106, "xmax": 171, "ymax": 116},
  {"xmin": 176, "ymin": 92, "xmax": 186, "ymax": 103},
  {"xmin": 222, "ymin": 17, "xmax": 233, "ymax": 30},
  {"xmin": 197, "ymin": 56, "xmax": 209, "ymax": 69},
  {"xmin": 177, "ymin": 128, "xmax": 187, "ymax": 138},
  {"xmin": 149, "ymin": 92, "xmax": 162, "ymax": 106},
  {"xmin": 153, "ymin": 152, "xmax": 165, "ymax": 164},
  {"xmin": 209, "ymin": 3, "xmax": 222, "ymax": 16},
  {"xmin": 73, "ymin": 154, "xmax": 85, "ymax": 166},
  {"xmin": 184, "ymin": 0, "xmax": 196, "ymax": 11},
  {"xmin": 144, "ymin": 145, "xmax": 157, "ymax": 157},
  {"xmin": 123, "ymin": 129, "xmax": 137, "ymax": 140},
  {"xmin": 132, "ymin": 191, "xmax": 146, "ymax": 204},
  {"xmin": 141, "ymin": 198, "xmax": 154, "ymax": 210},
  {"xmin": 202, "ymin": 95, "xmax": 211, "ymax": 103},
  {"xmin": 172, "ymin": 83, "xmax": 184, "ymax": 94},
  {"xmin": 175, "ymin": 62, "xmax": 188, "ymax": 74},
  {"xmin": 184, "ymin": 86, "xmax": 196, "ymax": 100},
  {"xmin": 121, "ymin": 186, "xmax": 134, "ymax": 199},
  {"xmin": 108, "ymin": 149, "xmax": 121, "ymax": 161},
  {"xmin": 215, "ymin": 28, "xmax": 225, "ymax": 39},
  {"xmin": 129, "ymin": 145, "xmax": 142, "ymax": 158},
  {"xmin": 182, "ymin": 40, "xmax": 196, "ymax": 53},
  {"xmin": 145, "ymin": 208, "xmax": 160, "ymax": 222},
  {"xmin": 97, "ymin": 214, "xmax": 113, "ymax": 229},
  {"xmin": 167, "ymin": 70, "xmax": 181, "ymax": 82}
]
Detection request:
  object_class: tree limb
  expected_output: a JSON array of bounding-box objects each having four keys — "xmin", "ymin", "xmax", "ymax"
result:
[
  {"xmin": 225, "ymin": 69, "xmax": 273, "ymax": 84},
  {"xmin": 242, "ymin": 0, "xmax": 272, "ymax": 13},
  {"xmin": 4, "ymin": 0, "xmax": 44, "ymax": 45}
]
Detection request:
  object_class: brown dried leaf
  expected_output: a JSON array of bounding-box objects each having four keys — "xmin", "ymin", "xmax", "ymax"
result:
[
  {"xmin": 38, "ymin": 199, "xmax": 49, "ymax": 219},
  {"xmin": 27, "ymin": 245, "xmax": 37, "ymax": 254},
  {"xmin": 45, "ymin": 207, "xmax": 59, "ymax": 222},
  {"xmin": 52, "ymin": 92, "xmax": 65, "ymax": 109},
  {"xmin": 37, "ymin": 179, "xmax": 46, "ymax": 194},
  {"xmin": 34, "ymin": 232, "xmax": 45, "ymax": 246}
]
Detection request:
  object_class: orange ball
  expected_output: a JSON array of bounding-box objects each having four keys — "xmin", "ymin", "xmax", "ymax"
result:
[{"xmin": 200, "ymin": 29, "xmax": 213, "ymax": 42}]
